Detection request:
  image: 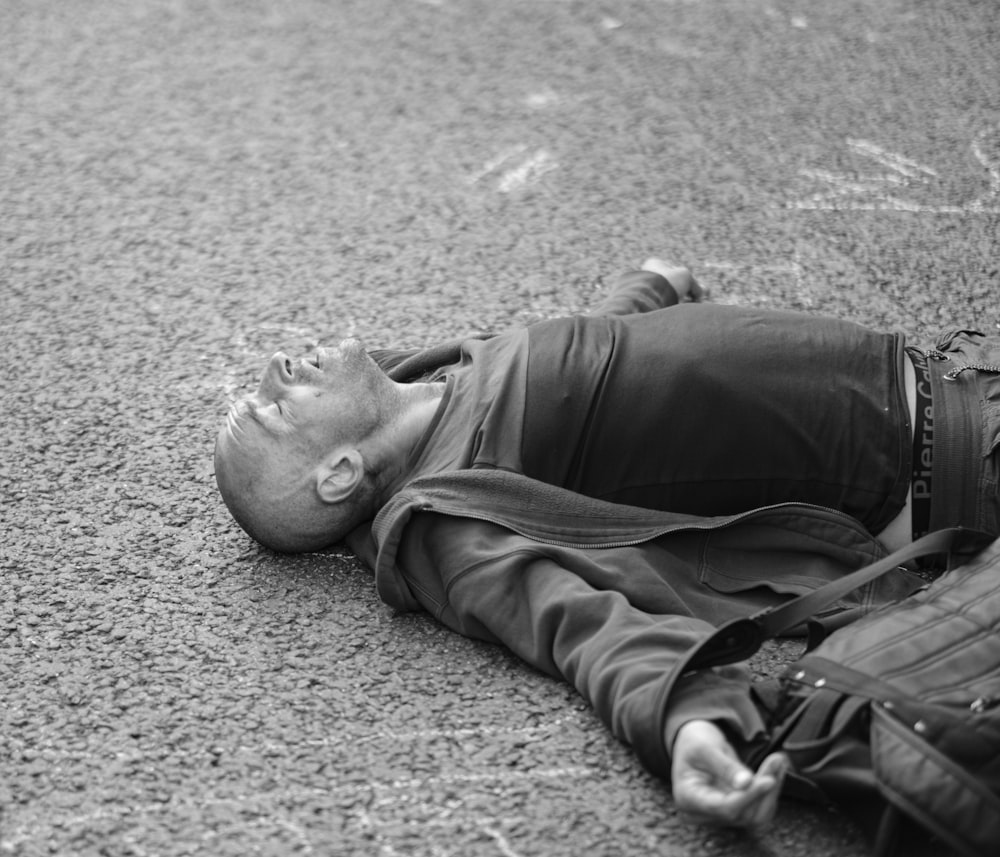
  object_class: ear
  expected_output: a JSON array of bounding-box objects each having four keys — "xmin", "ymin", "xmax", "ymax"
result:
[{"xmin": 314, "ymin": 448, "xmax": 366, "ymax": 504}]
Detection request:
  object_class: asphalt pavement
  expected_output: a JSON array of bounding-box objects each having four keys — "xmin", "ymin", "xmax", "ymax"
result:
[{"xmin": 2, "ymin": 0, "xmax": 998, "ymax": 855}]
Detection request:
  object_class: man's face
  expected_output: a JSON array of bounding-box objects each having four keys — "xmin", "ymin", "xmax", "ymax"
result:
[
  {"xmin": 214, "ymin": 339, "xmax": 392, "ymax": 552},
  {"xmin": 238, "ymin": 338, "xmax": 392, "ymax": 459}
]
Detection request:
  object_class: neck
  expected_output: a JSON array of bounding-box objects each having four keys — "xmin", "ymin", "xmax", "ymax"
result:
[{"xmin": 369, "ymin": 380, "xmax": 444, "ymax": 505}]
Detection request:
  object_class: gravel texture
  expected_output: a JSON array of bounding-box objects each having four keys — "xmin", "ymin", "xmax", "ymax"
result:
[{"xmin": 1, "ymin": 1, "xmax": 997, "ymax": 855}]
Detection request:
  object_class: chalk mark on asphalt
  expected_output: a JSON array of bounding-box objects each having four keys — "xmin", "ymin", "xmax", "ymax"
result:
[
  {"xmin": 468, "ymin": 146, "xmax": 559, "ymax": 193},
  {"xmin": 845, "ymin": 138, "xmax": 938, "ymax": 181},
  {"xmin": 5, "ymin": 713, "xmax": 592, "ymax": 770},
  {"xmin": 702, "ymin": 261, "xmax": 801, "ymax": 275},
  {"xmin": 969, "ymin": 127, "xmax": 1000, "ymax": 209},
  {"xmin": 482, "ymin": 825, "xmax": 526, "ymax": 857},
  {"xmin": 467, "ymin": 145, "xmax": 530, "ymax": 185},
  {"xmin": 524, "ymin": 89, "xmax": 561, "ymax": 109},
  {"xmin": 3, "ymin": 711, "xmax": 595, "ymax": 853},
  {"xmin": 497, "ymin": 150, "xmax": 558, "ymax": 193},
  {"xmin": 359, "ymin": 810, "xmax": 529, "ymax": 857},
  {"xmin": 699, "ymin": 258, "xmax": 811, "ymax": 306},
  {"xmin": 221, "ymin": 322, "xmax": 328, "ymax": 400},
  {"xmin": 1, "ymin": 766, "xmax": 594, "ymax": 854},
  {"xmin": 346, "ymin": 713, "xmax": 587, "ymax": 745},
  {"xmin": 197, "ymin": 815, "xmax": 316, "ymax": 855},
  {"xmin": 789, "ymin": 133, "xmax": 1000, "ymax": 213}
]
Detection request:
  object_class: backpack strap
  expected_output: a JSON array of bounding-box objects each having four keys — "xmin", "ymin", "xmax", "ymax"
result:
[
  {"xmin": 753, "ymin": 528, "xmax": 958, "ymax": 640},
  {"xmin": 676, "ymin": 528, "xmax": 963, "ymax": 674}
]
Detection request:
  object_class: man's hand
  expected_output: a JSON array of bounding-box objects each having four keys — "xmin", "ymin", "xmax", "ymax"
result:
[
  {"xmin": 641, "ymin": 258, "xmax": 707, "ymax": 302},
  {"xmin": 671, "ymin": 719, "xmax": 788, "ymax": 833}
]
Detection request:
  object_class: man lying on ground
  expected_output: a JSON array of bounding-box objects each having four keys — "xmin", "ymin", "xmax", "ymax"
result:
[{"xmin": 214, "ymin": 259, "xmax": 1000, "ymax": 831}]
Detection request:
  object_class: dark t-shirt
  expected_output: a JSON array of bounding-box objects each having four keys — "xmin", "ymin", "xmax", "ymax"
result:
[
  {"xmin": 405, "ymin": 304, "xmax": 909, "ymax": 533},
  {"xmin": 404, "ymin": 328, "xmax": 532, "ymax": 477}
]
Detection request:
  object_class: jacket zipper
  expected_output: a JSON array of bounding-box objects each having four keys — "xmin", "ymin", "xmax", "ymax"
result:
[{"xmin": 415, "ymin": 501, "xmax": 878, "ymax": 552}]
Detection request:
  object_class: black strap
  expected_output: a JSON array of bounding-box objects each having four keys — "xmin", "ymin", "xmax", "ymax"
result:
[
  {"xmin": 681, "ymin": 528, "xmax": 962, "ymax": 672},
  {"xmin": 754, "ymin": 528, "xmax": 957, "ymax": 638}
]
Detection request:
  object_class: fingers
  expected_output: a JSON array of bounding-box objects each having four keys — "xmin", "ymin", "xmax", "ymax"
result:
[
  {"xmin": 686, "ymin": 275, "xmax": 707, "ymax": 302},
  {"xmin": 739, "ymin": 754, "xmax": 789, "ymax": 832},
  {"xmin": 639, "ymin": 257, "xmax": 708, "ymax": 302},
  {"xmin": 641, "ymin": 257, "xmax": 683, "ymax": 276},
  {"xmin": 671, "ymin": 721, "xmax": 789, "ymax": 832},
  {"xmin": 758, "ymin": 752, "xmax": 790, "ymax": 780},
  {"xmin": 678, "ymin": 762, "xmax": 786, "ymax": 831}
]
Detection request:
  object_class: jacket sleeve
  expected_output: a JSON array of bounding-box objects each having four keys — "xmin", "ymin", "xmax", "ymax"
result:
[
  {"xmin": 365, "ymin": 272, "xmax": 673, "ymax": 380},
  {"xmin": 587, "ymin": 270, "xmax": 680, "ymax": 318},
  {"xmin": 394, "ymin": 512, "xmax": 766, "ymax": 781}
]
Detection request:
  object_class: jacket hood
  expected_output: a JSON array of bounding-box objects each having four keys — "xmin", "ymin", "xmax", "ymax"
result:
[{"xmin": 360, "ymin": 468, "xmax": 891, "ymax": 612}]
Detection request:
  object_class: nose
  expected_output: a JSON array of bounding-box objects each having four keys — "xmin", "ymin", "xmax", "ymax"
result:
[{"xmin": 257, "ymin": 351, "xmax": 294, "ymax": 398}]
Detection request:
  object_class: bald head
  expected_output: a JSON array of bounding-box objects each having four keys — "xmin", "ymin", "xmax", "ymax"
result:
[
  {"xmin": 213, "ymin": 342, "xmax": 443, "ymax": 552},
  {"xmin": 214, "ymin": 400, "xmax": 363, "ymax": 553}
]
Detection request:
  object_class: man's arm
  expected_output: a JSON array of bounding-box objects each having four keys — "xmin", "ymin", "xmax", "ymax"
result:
[
  {"xmin": 588, "ymin": 260, "xmax": 706, "ymax": 317},
  {"xmin": 367, "ymin": 260, "xmax": 702, "ymax": 380},
  {"xmin": 394, "ymin": 512, "xmax": 784, "ymax": 829}
]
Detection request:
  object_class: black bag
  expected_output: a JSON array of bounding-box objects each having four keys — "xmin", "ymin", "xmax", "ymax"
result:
[{"xmin": 675, "ymin": 529, "xmax": 1000, "ymax": 857}]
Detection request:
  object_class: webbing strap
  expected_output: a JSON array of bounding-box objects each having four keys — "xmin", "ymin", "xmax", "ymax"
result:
[
  {"xmin": 682, "ymin": 528, "xmax": 962, "ymax": 672},
  {"xmin": 753, "ymin": 529, "xmax": 959, "ymax": 638}
]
